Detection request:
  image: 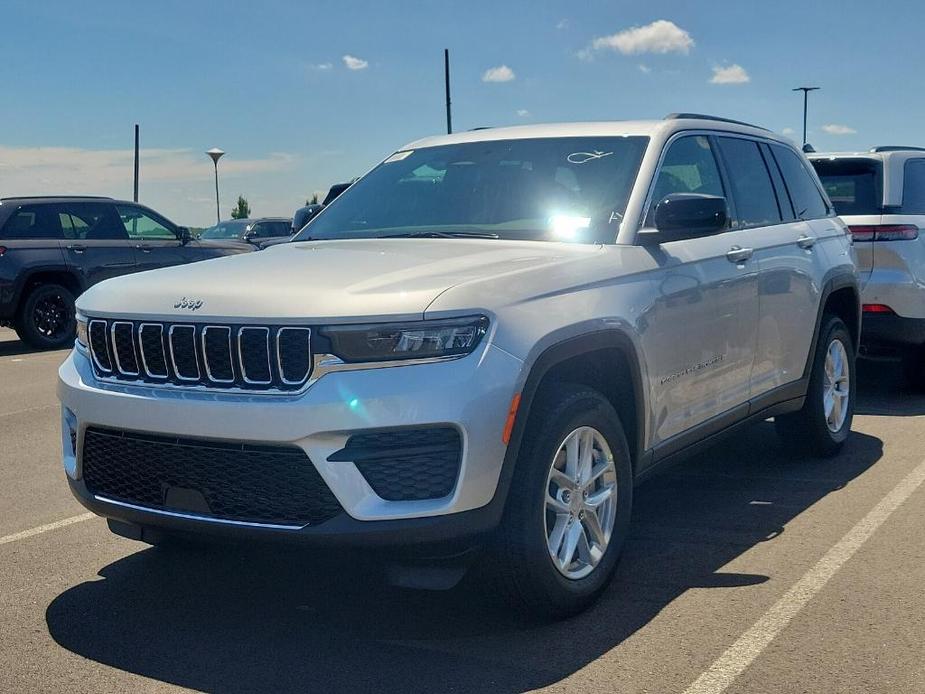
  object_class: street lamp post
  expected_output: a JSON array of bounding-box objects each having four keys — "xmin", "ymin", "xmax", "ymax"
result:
[
  {"xmin": 206, "ymin": 148, "xmax": 225, "ymax": 224},
  {"xmin": 792, "ymin": 87, "xmax": 820, "ymax": 146}
]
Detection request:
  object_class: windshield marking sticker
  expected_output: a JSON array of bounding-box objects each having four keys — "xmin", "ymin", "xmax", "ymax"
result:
[
  {"xmin": 384, "ymin": 150, "xmax": 413, "ymax": 163},
  {"xmin": 567, "ymin": 150, "xmax": 613, "ymax": 164}
]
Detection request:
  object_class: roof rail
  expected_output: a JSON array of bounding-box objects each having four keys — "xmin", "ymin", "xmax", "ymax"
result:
[
  {"xmin": 664, "ymin": 113, "xmax": 770, "ymax": 132},
  {"xmin": 0, "ymin": 195, "xmax": 114, "ymax": 201},
  {"xmin": 869, "ymin": 146, "xmax": 925, "ymax": 153}
]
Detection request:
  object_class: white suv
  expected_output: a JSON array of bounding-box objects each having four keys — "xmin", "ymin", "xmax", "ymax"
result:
[
  {"xmin": 59, "ymin": 115, "xmax": 859, "ymax": 617},
  {"xmin": 809, "ymin": 148, "xmax": 925, "ymax": 387}
]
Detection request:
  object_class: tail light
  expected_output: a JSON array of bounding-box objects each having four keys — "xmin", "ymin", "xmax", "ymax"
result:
[
  {"xmin": 848, "ymin": 224, "xmax": 918, "ymax": 241},
  {"xmin": 0, "ymin": 246, "xmax": 6, "ymax": 256},
  {"xmin": 863, "ymin": 304, "xmax": 895, "ymax": 314}
]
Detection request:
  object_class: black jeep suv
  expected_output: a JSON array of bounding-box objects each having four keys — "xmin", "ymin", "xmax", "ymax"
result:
[{"xmin": 0, "ymin": 196, "xmax": 252, "ymax": 349}]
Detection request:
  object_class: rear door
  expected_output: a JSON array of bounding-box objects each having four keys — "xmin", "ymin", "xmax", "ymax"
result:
[
  {"xmin": 640, "ymin": 134, "xmax": 760, "ymax": 449},
  {"xmin": 115, "ymin": 204, "xmax": 187, "ymax": 272},
  {"xmin": 58, "ymin": 202, "xmax": 137, "ymax": 286},
  {"xmin": 744, "ymin": 142, "xmax": 836, "ymax": 396}
]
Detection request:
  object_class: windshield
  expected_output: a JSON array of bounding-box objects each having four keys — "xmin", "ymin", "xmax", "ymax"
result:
[
  {"xmin": 200, "ymin": 221, "xmax": 250, "ymax": 239},
  {"xmin": 296, "ymin": 136, "xmax": 649, "ymax": 243},
  {"xmin": 811, "ymin": 158, "xmax": 882, "ymax": 215}
]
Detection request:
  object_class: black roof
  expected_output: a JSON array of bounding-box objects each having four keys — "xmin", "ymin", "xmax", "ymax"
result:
[
  {"xmin": 869, "ymin": 146, "xmax": 925, "ymax": 153},
  {"xmin": 0, "ymin": 195, "xmax": 114, "ymax": 204}
]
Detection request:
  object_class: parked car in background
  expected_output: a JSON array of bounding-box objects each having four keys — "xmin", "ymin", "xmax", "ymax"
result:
[
  {"xmin": 60, "ymin": 115, "xmax": 859, "ymax": 618},
  {"xmin": 199, "ymin": 217, "xmax": 293, "ymax": 248},
  {"xmin": 0, "ymin": 196, "xmax": 252, "ymax": 348},
  {"xmin": 322, "ymin": 181, "xmax": 354, "ymax": 206},
  {"xmin": 291, "ymin": 204, "xmax": 322, "ymax": 234},
  {"xmin": 809, "ymin": 147, "xmax": 925, "ymax": 388}
]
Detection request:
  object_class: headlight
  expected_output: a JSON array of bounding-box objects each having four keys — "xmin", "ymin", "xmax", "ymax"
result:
[
  {"xmin": 75, "ymin": 313, "xmax": 88, "ymax": 349},
  {"xmin": 321, "ymin": 316, "xmax": 488, "ymax": 363}
]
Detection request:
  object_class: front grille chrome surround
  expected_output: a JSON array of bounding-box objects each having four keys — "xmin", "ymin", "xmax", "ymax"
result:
[{"xmin": 85, "ymin": 318, "xmax": 313, "ymax": 394}]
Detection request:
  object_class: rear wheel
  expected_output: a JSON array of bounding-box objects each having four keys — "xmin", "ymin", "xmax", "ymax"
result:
[
  {"xmin": 16, "ymin": 283, "xmax": 76, "ymax": 349},
  {"xmin": 776, "ymin": 315, "xmax": 854, "ymax": 456},
  {"xmin": 488, "ymin": 383, "xmax": 633, "ymax": 619}
]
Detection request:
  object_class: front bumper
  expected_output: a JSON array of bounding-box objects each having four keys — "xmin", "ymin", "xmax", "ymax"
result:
[{"xmin": 58, "ymin": 342, "xmax": 523, "ymax": 543}]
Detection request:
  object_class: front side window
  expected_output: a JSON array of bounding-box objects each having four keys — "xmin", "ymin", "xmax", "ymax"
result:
[
  {"xmin": 901, "ymin": 159, "xmax": 925, "ymax": 213},
  {"xmin": 771, "ymin": 145, "xmax": 829, "ymax": 220},
  {"xmin": 810, "ymin": 158, "xmax": 882, "ymax": 216},
  {"xmin": 297, "ymin": 136, "xmax": 649, "ymax": 244},
  {"xmin": 117, "ymin": 205, "xmax": 176, "ymax": 240},
  {"xmin": 646, "ymin": 135, "xmax": 725, "ymax": 225},
  {"xmin": 715, "ymin": 137, "xmax": 781, "ymax": 227}
]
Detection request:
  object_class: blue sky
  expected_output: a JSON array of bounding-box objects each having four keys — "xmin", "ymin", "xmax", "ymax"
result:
[{"xmin": 0, "ymin": 0, "xmax": 921, "ymax": 226}]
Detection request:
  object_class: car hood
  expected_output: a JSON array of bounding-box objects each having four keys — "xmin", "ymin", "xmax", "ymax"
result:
[{"xmin": 77, "ymin": 238, "xmax": 602, "ymax": 322}]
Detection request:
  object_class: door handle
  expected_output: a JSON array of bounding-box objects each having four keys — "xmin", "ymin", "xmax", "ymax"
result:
[
  {"xmin": 726, "ymin": 246, "xmax": 753, "ymax": 264},
  {"xmin": 135, "ymin": 244, "xmax": 153, "ymax": 253},
  {"xmin": 797, "ymin": 235, "xmax": 816, "ymax": 249},
  {"xmin": 66, "ymin": 244, "xmax": 86, "ymax": 254}
]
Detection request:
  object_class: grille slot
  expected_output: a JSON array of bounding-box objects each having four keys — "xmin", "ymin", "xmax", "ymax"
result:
[
  {"xmin": 169, "ymin": 325, "xmax": 200, "ymax": 381},
  {"xmin": 239, "ymin": 327, "xmax": 272, "ymax": 384},
  {"xmin": 82, "ymin": 427, "xmax": 343, "ymax": 526},
  {"xmin": 328, "ymin": 427, "xmax": 462, "ymax": 501},
  {"xmin": 85, "ymin": 319, "xmax": 312, "ymax": 393},
  {"xmin": 111, "ymin": 322, "xmax": 139, "ymax": 376},
  {"xmin": 139, "ymin": 323, "xmax": 168, "ymax": 378}
]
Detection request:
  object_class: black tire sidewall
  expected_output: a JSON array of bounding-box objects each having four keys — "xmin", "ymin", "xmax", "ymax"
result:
[
  {"xmin": 503, "ymin": 386, "xmax": 633, "ymax": 614},
  {"xmin": 19, "ymin": 284, "xmax": 76, "ymax": 349}
]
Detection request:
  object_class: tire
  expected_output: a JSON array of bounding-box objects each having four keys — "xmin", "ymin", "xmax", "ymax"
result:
[
  {"xmin": 16, "ymin": 283, "xmax": 76, "ymax": 349},
  {"xmin": 487, "ymin": 383, "xmax": 633, "ymax": 619},
  {"xmin": 775, "ymin": 315, "xmax": 855, "ymax": 457}
]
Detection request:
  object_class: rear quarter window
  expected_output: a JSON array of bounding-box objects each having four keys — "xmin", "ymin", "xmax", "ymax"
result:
[
  {"xmin": 810, "ymin": 158, "xmax": 882, "ymax": 215},
  {"xmin": 0, "ymin": 205, "xmax": 63, "ymax": 240},
  {"xmin": 901, "ymin": 159, "xmax": 925, "ymax": 213}
]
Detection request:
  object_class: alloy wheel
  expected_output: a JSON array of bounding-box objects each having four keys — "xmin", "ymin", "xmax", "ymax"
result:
[{"xmin": 823, "ymin": 338, "xmax": 850, "ymax": 433}]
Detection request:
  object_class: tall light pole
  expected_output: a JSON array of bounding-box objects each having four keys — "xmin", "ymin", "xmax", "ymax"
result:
[
  {"xmin": 206, "ymin": 148, "xmax": 225, "ymax": 223},
  {"xmin": 444, "ymin": 49, "xmax": 452, "ymax": 134},
  {"xmin": 792, "ymin": 87, "xmax": 820, "ymax": 146}
]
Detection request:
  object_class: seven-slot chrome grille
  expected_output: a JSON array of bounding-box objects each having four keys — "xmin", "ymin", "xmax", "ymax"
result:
[{"xmin": 87, "ymin": 319, "xmax": 312, "ymax": 392}]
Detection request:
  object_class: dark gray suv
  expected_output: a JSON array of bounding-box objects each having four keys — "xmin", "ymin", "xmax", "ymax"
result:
[{"xmin": 0, "ymin": 196, "xmax": 251, "ymax": 349}]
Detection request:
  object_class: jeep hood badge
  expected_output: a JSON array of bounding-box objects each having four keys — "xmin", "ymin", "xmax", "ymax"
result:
[{"xmin": 174, "ymin": 297, "xmax": 204, "ymax": 311}]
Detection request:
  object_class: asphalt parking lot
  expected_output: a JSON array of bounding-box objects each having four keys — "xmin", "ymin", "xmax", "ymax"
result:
[{"xmin": 1, "ymin": 326, "xmax": 923, "ymax": 694}]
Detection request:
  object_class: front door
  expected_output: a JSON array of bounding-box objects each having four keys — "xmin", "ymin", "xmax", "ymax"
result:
[
  {"xmin": 116, "ymin": 204, "xmax": 188, "ymax": 272},
  {"xmin": 639, "ymin": 134, "xmax": 760, "ymax": 452}
]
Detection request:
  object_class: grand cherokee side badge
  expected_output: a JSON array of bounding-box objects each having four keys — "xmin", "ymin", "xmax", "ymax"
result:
[{"xmin": 174, "ymin": 297, "xmax": 204, "ymax": 311}]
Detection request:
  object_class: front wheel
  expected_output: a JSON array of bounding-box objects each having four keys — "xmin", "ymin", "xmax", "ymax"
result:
[
  {"xmin": 776, "ymin": 315, "xmax": 855, "ymax": 457},
  {"xmin": 488, "ymin": 384, "xmax": 633, "ymax": 619}
]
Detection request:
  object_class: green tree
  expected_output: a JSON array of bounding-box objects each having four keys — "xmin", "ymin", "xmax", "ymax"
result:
[
  {"xmin": 306, "ymin": 193, "xmax": 320, "ymax": 205},
  {"xmin": 230, "ymin": 195, "xmax": 251, "ymax": 219}
]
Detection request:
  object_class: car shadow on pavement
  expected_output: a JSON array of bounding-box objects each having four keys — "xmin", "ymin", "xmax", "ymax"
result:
[
  {"xmin": 855, "ymin": 358, "xmax": 925, "ymax": 416},
  {"xmin": 0, "ymin": 335, "xmax": 42, "ymax": 358},
  {"xmin": 45, "ymin": 419, "xmax": 884, "ymax": 693}
]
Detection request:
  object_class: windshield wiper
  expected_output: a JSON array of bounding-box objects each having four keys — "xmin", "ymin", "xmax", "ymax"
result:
[{"xmin": 382, "ymin": 230, "xmax": 500, "ymax": 239}]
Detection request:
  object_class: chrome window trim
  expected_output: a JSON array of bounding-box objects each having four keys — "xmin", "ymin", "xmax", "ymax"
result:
[
  {"xmin": 201, "ymin": 325, "xmax": 235, "ymax": 384},
  {"xmin": 276, "ymin": 326, "xmax": 312, "ymax": 385},
  {"xmin": 87, "ymin": 319, "xmax": 112, "ymax": 373},
  {"xmin": 168, "ymin": 324, "xmax": 200, "ymax": 381},
  {"xmin": 238, "ymin": 326, "xmax": 272, "ymax": 385},
  {"xmin": 110, "ymin": 321, "xmax": 139, "ymax": 376},
  {"xmin": 93, "ymin": 495, "xmax": 305, "ymax": 530},
  {"xmin": 138, "ymin": 323, "xmax": 168, "ymax": 379}
]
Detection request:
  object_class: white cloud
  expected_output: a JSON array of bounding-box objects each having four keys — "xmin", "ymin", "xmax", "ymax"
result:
[
  {"xmin": 782, "ymin": 127, "xmax": 796, "ymax": 136},
  {"xmin": 309, "ymin": 62, "xmax": 333, "ymax": 71},
  {"xmin": 482, "ymin": 65, "xmax": 515, "ymax": 83},
  {"xmin": 586, "ymin": 20, "xmax": 693, "ymax": 57},
  {"xmin": 638, "ymin": 64, "xmax": 652, "ymax": 74},
  {"xmin": 342, "ymin": 54, "xmax": 368, "ymax": 70},
  {"xmin": 822, "ymin": 124, "xmax": 857, "ymax": 135},
  {"xmin": 709, "ymin": 64, "xmax": 750, "ymax": 84},
  {"xmin": 516, "ymin": 109, "xmax": 530, "ymax": 117},
  {"xmin": 556, "ymin": 19, "xmax": 569, "ymax": 30}
]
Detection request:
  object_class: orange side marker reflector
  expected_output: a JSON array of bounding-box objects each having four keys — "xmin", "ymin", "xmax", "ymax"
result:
[{"xmin": 502, "ymin": 393, "xmax": 521, "ymax": 445}]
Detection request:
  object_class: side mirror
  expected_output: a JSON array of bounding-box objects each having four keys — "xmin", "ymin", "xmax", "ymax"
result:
[
  {"xmin": 639, "ymin": 193, "xmax": 728, "ymax": 244},
  {"xmin": 177, "ymin": 226, "xmax": 192, "ymax": 244}
]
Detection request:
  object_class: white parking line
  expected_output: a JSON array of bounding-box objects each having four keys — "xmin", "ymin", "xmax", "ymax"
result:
[
  {"xmin": 0, "ymin": 513, "xmax": 95, "ymax": 547},
  {"xmin": 683, "ymin": 456, "xmax": 925, "ymax": 694}
]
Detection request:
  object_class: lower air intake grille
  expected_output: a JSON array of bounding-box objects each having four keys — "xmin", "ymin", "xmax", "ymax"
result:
[
  {"xmin": 82, "ymin": 427, "xmax": 343, "ymax": 527},
  {"xmin": 329, "ymin": 427, "xmax": 462, "ymax": 501}
]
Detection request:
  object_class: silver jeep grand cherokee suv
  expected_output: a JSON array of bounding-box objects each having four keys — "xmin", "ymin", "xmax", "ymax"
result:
[{"xmin": 58, "ymin": 115, "xmax": 859, "ymax": 618}]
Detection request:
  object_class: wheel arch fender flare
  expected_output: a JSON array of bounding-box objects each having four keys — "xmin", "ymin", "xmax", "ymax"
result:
[
  {"xmin": 12, "ymin": 265, "xmax": 85, "ymax": 314},
  {"xmin": 802, "ymin": 270, "xmax": 861, "ymax": 381}
]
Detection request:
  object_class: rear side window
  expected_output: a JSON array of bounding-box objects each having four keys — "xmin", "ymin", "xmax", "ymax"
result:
[
  {"xmin": 0, "ymin": 205, "xmax": 63, "ymax": 240},
  {"xmin": 715, "ymin": 137, "xmax": 781, "ymax": 227},
  {"xmin": 771, "ymin": 145, "xmax": 830, "ymax": 220},
  {"xmin": 901, "ymin": 159, "xmax": 925, "ymax": 213},
  {"xmin": 810, "ymin": 158, "xmax": 882, "ymax": 215},
  {"xmin": 58, "ymin": 203, "xmax": 128, "ymax": 240}
]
